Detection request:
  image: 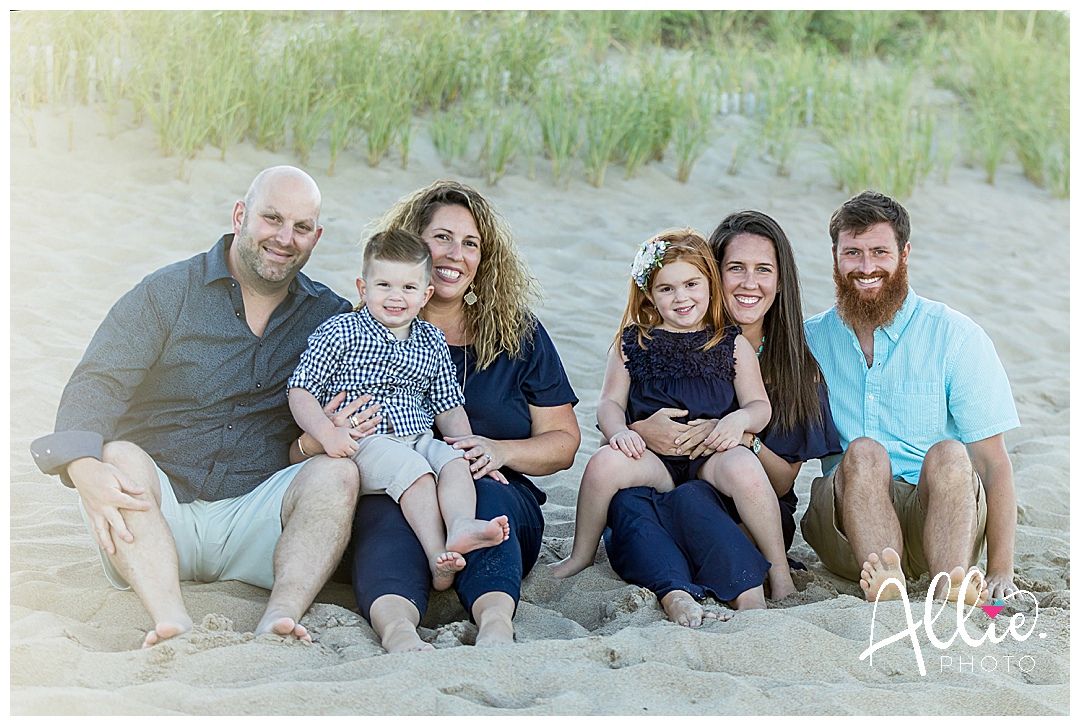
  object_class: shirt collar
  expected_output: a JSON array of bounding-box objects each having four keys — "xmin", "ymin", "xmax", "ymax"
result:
[
  {"xmin": 204, "ymin": 234, "xmax": 319, "ymax": 299},
  {"xmin": 880, "ymin": 287, "xmax": 918, "ymax": 342},
  {"xmin": 356, "ymin": 304, "xmax": 417, "ymax": 342}
]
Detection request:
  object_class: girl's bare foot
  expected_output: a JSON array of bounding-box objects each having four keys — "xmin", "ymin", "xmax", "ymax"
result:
[
  {"xmin": 548, "ymin": 555, "xmax": 591, "ymax": 580},
  {"xmin": 768, "ymin": 568, "xmax": 797, "ymax": 601},
  {"xmin": 380, "ymin": 619, "xmax": 435, "ymax": 653},
  {"xmin": 445, "ymin": 515, "xmax": 510, "ymax": 555},
  {"xmin": 859, "ymin": 548, "xmax": 906, "ymax": 602},
  {"xmin": 432, "ymin": 551, "xmax": 466, "ymax": 591}
]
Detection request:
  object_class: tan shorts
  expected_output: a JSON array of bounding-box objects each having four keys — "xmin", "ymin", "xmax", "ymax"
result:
[
  {"xmin": 800, "ymin": 466, "xmax": 987, "ymax": 581},
  {"xmin": 80, "ymin": 460, "xmax": 308, "ymax": 591},
  {"xmin": 351, "ymin": 430, "xmax": 464, "ymax": 501}
]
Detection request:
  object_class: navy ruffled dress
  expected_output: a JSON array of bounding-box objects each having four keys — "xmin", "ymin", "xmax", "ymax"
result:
[{"xmin": 622, "ymin": 324, "xmax": 740, "ymax": 484}]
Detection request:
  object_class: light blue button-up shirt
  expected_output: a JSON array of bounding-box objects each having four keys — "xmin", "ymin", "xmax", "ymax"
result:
[{"xmin": 804, "ymin": 288, "xmax": 1019, "ymax": 485}]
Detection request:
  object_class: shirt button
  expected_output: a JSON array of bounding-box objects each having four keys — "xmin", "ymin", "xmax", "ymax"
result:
[
  {"xmin": 227, "ymin": 424, "xmax": 233, "ymax": 430},
  {"xmin": 868, "ymin": 394, "xmax": 874, "ymax": 400},
  {"xmin": 256, "ymin": 382, "xmax": 262, "ymax": 388},
  {"xmin": 236, "ymin": 312, "xmax": 241, "ymax": 318}
]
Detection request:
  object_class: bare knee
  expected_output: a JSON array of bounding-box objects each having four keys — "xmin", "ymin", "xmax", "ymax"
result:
[
  {"xmin": 99, "ymin": 440, "xmax": 161, "ymax": 503},
  {"xmin": 706, "ymin": 449, "xmax": 768, "ymax": 497},
  {"xmin": 294, "ymin": 456, "xmax": 360, "ymax": 509},
  {"xmin": 922, "ymin": 440, "xmax": 972, "ymax": 482}
]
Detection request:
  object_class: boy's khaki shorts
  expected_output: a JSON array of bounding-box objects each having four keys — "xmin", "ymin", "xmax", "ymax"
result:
[
  {"xmin": 80, "ymin": 460, "xmax": 308, "ymax": 591},
  {"xmin": 800, "ymin": 466, "xmax": 987, "ymax": 582},
  {"xmin": 351, "ymin": 430, "xmax": 464, "ymax": 501}
]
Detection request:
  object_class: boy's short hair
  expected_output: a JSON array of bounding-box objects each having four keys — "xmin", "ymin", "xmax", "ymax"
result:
[{"xmin": 362, "ymin": 228, "xmax": 433, "ymax": 280}]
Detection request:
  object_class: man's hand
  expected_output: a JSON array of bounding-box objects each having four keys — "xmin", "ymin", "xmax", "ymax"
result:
[
  {"xmin": 67, "ymin": 456, "xmax": 151, "ymax": 555},
  {"xmin": 325, "ymin": 392, "xmax": 381, "ymax": 438}
]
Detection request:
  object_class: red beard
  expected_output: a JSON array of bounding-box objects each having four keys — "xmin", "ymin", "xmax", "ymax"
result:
[{"xmin": 833, "ymin": 256, "xmax": 909, "ymax": 330}]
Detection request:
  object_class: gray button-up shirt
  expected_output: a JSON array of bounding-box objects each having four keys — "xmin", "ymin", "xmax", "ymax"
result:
[{"xmin": 30, "ymin": 235, "xmax": 351, "ymax": 503}]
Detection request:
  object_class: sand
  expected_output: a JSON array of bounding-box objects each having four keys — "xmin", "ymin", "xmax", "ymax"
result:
[{"xmin": 8, "ymin": 98, "xmax": 1069, "ymax": 715}]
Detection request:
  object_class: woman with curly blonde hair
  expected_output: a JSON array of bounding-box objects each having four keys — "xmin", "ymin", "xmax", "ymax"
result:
[{"xmin": 349, "ymin": 180, "xmax": 581, "ymax": 652}]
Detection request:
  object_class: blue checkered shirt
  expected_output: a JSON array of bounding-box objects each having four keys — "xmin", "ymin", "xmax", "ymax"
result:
[
  {"xmin": 288, "ymin": 306, "xmax": 465, "ymax": 436},
  {"xmin": 805, "ymin": 288, "xmax": 1019, "ymax": 485}
]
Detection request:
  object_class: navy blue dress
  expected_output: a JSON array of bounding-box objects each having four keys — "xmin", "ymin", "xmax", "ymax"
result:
[
  {"xmin": 605, "ymin": 379, "xmax": 841, "ymax": 601},
  {"xmin": 623, "ymin": 324, "xmax": 739, "ymax": 484},
  {"xmin": 351, "ymin": 320, "xmax": 577, "ymax": 621}
]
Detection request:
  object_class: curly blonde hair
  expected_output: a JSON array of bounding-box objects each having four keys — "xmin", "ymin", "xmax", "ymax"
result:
[{"xmin": 374, "ymin": 180, "xmax": 540, "ymax": 370}]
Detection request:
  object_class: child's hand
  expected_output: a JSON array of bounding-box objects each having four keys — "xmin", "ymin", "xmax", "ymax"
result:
[
  {"xmin": 703, "ymin": 413, "xmax": 746, "ymax": 452},
  {"xmin": 318, "ymin": 426, "xmax": 360, "ymax": 458},
  {"xmin": 609, "ymin": 429, "xmax": 646, "ymax": 459}
]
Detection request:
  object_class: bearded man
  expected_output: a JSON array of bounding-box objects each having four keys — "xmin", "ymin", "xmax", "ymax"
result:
[{"xmin": 800, "ymin": 191, "xmax": 1019, "ymax": 605}]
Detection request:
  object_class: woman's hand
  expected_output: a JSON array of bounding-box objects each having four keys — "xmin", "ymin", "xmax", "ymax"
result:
[
  {"xmin": 703, "ymin": 411, "xmax": 749, "ymax": 452},
  {"xmin": 681, "ymin": 418, "xmax": 720, "ymax": 459},
  {"xmin": 609, "ymin": 429, "xmax": 647, "ymax": 459},
  {"xmin": 445, "ymin": 434, "xmax": 510, "ymax": 484},
  {"xmin": 627, "ymin": 407, "xmax": 691, "ymax": 456}
]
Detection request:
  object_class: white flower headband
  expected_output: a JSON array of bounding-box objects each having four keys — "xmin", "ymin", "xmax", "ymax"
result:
[{"xmin": 631, "ymin": 236, "xmax": 669, "ymax": 291}]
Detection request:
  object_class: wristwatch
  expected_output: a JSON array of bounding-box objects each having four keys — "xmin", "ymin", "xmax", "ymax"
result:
[{"xmin": 749, "ymin": 434, "xmax": 762, "ymax": 456}]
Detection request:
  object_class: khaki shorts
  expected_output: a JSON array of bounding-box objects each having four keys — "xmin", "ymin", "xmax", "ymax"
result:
[
  {"xmin": 800, "ymin": 466, "xmax": 987, "ymax": 581},
  {"xmin": 80, "ymin": 460, "xmax": 308, "ymax": 591},
  {"xmin": 351, "ymin": 430, "xmax": 464, "ymax": 501}
]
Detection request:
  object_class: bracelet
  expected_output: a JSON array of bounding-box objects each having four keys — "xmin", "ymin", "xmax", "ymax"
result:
[{"xmin": 297, "ymin": 434, "xmax": 309, "ymax": 458}]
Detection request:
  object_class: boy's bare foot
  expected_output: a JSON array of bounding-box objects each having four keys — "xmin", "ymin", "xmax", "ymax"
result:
[
  {"xmin": 939, "ymin": 565, "xmax": 988, "ymax": 606},
  {"xmin": 432, "ymin": 551, "xmax": 467, "ymax": 591},
  {"xmin": 381, "ymin": 619, "xmax": 435, "ymax": 653},
  {"xmin": 548, "ymin": 555, "xmax": 591, "ymax": 580},
  {"xmin": 142, "ymin": 620, "xmax": 192, "ymax": 648},
  {"xmin": 255, "ymin": 616, "xmax": 311, "ymax": 643},
  {"xmin": 730, "ymin": 584, "xmax": 766, "ymax": 611},
  {"xmin": 860, "ymin": 548, "xmax": 906, "ymax": 602},
  {"xmin": 445, "ymin": 515, "xmax": 510, "ymax": 556},
  {"xmin": 661, "ymin": 590, "xmax": 727, "ymax": 627}
]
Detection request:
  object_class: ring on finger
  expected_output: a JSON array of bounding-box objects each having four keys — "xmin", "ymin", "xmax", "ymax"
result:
[{"xmin": 349, "ymin": 414, "xmax": 360, "ymax": 428}]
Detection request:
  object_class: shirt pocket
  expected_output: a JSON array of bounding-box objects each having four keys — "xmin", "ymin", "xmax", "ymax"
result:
[{"xmin": 878, "ymin": 381, "xmax": 946, "ymax": 447}]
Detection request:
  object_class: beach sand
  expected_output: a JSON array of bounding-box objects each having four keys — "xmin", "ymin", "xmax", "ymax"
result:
[{"xmin": 8, "ymin": 101, "xmax": 1069, "ymax": 715}]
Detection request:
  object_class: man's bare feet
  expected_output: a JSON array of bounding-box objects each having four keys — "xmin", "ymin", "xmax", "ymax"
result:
[
  {"xmin": 860, "ymin": 547, "xmax": 906, "ymax": 602},
  {"xmin": 938, "ymin": 565, "xmax": 988, "ymax": 606},
  {"xmin": 142, "ymin": 620, "xmax": 192, "ymax": 648},
  {"xmin": 661, "ymin": 590, "xmax": 728, "ymax": 627},
  {"xmin": 730, "ymin": 584, "xmax": 766, "ymax": 611},
  {"xmin": 445, "ymin": 515, "xmax": 510, "ymax": 556},
  {"xmin": 548, "ymin": 555, "xmax": 591, "ymax": 580},
  {"xmin": 380, "ymin": 618, "xmax": 435, "ymax": 653},
  {"xmin": 255, "ymin": 616, "xmax": 311, "ymax": 643},
  {"xmin": 432, "ymin": 551, "xmax": 467, "ymax": 591}
]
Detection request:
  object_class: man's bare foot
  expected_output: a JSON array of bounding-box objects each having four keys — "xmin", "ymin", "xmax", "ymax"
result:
[
  {"xmin": 255, "ymin": 616, "xmax": 311, "ymax": 643},
  {"xmin": 938, "ymin": 566, "xmax": 988, "ymax": 606},
  {"xmin": 860, "ymin": 547, "xmax": 906, "ymax": 602},
  {"xmin": 380, "ymin": 619, "xmax": 435, "ymax": 653},
  {"xmin": 445, "ymin": 515, "xmax": 510, "ymax": 556},
  {"xmin": 142, "ymin": 620, "xmax": 192, "ymax": 648},
  {"xmin": 432, "ymin": 551, "xmax": 467, "ymax": 591},
  {"xmin": 730, "ymin": 584, "xmax": 766, "ymax": 611},
  {"xmin": 475, "ymin": 610, "xmax": 514, "ymax": 647},
  {"xmin": 661, "ymin": 590, "xmax": 726, "ymax": 627},
  {"xmin": 548, "ymin": 555, "xmax": 591, "ymax": 580}
]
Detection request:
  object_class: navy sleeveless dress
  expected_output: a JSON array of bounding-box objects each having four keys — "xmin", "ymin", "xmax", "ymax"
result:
[{"xmin": 622, "ymin": 324, "xmax": 740, "ymax": 484}]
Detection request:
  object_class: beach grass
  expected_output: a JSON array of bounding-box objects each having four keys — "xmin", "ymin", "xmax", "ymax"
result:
[{"xmin": 9, "ymin": 9, "xmax": 1068, "ymax": 197}]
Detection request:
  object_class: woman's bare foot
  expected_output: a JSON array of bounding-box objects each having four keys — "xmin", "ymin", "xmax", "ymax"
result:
[
  {"xmin": 475, "ymin": 610, "xmax": 515, "ymax": 647},
  {"xmin": 380, "ymin": 619, "xmax": 435, "ymax": 653},
  {"xmin": 938, "ymin": 565, "xmax": 988, "ymax": 606},
  {"xmin": 548, "ymin": 555, "xmax": 591, "ymax": 580},
  {"xmin": 255, "ymin": 616, "xmax": 311, "ymax": 642},
  {"xmin": 730, "ymin": 584, "xmax": 766, "ymax": 611},
  {"xmin": 142, "ymin": 620, "xmax": 192, "ymax": 648},
  {"xmin": 432, "ymin": 551, "xmax": 467, "ymax": 591},
  {"xmin": 445, "ymin": 515, "xmax": 510, "ymax": 555},
  {"xmin": 860, "ymin": 547, "xmax": 906, "ymax": 602},
  {"xmin": 661, "ymin": 590, "xmax": 726, "ymax": 627}
]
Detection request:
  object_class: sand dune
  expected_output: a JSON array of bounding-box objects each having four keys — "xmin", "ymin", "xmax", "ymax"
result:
[{"xmin": 8, "ymin": 101, "xmax": 1069, "ymax": 715}]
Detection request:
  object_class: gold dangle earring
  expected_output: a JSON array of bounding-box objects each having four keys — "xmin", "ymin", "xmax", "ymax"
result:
[{"xmin": 463, "ymin": 285, "xmax": 478, "ymax": 306}]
